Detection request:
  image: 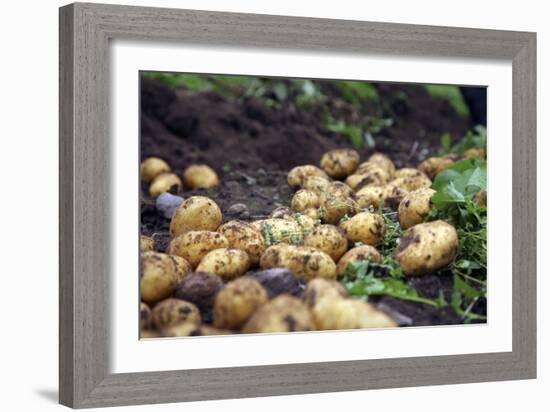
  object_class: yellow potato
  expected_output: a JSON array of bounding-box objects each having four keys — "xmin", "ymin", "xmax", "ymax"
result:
[
  {"xmin": 291, "ymin": 189, "xmax": 320, "ymax": 212},
  {"xmin": 301, "ymin": 175, "xmax": 331, "ymax": 195},
  {"xmin": 320, "ymin": 149, "xmax": 360, "ymax": 178},
  {"xmin": 390, "ymin": 174, "xmax": 432, "ymax": 192},
  {"xmin": 366, "ymin": 153, "xmax": 396, "ymax": 176},
  {"xmin": 319, "ymin": 193, "xmax": 359, "ymax": 225},
  {"xmin": 418, "ymin": 156, "xmax": 454, "ymax": 179},
  {"xmin": 196, "ymin": 248, "xmax": 251, "ymax": 281},
  {"xmin": 339, "ymin": 211, "xmax": 385, "ymax": 246},
  {"xmin": 140, "ymin": 302, "xmax": 152, "ymax": 330},
  {"xmin": 140, "ymin": 329, "xmax": 160, "ymax": 339},
  {"xmin": 252, "ymin": 218, "xmax": 303, "ymax": 245},
  {"xmin": 394, "ymin": 168, "xmax": 424, "ymax": 180},
  {"xmin": 345, "ymin": 169, "xmax": 388, "ymax": 190},
  {"xmin": 168, "ymin": 254, "xmax": 193, "ymax": 283},
  {"xmin": 182, "ymin": 164, "xmax": 219, "ymax": 189},
  {"xmin": 398, "ymin": 188, "xmax": 436, "ymax": 229},
  {"xmin": 302, "ymin": 278, "xmax": 348, "ymax": 307},
  {"xmin": 393, "ymin": 220, "xmax": 458, "ymax": 276},
  {"xmin": 356, "ymin": 185, "xmax": 385, "ymax": 209},
  {"xmin": 313, "ymin": 299, "xmax": 397, "ymax": 330},
  {"xmin": 140, "ymin": 252, "xmax": 179, "ymax": 304},
  {"xmin": 149, "ymin": 173, "xmax": 182, "ymax": 197},
  {"xmin": 287, "ymin": 165, "xmax": 329, "ymax": 188},
  {"xmin": 464, "ymin": 147, "xmax": 485, "ymax": 159},
  {"xmin": 160, "ymin": 321, "xmax": 201, "ymax": 337},
  {"xmin": 168, "ymin": 230, "xmax": 229, "ymax": 268},
  {"xmin": 337, "ymin": 245, "xmax": 382, "ymax": 277},
  {"xmin": 381, "ymin": 183, "xmax": 409, "ymax": 210},
  {"xmin": 217, "ymin": 220, "xmax": 265, "ymax": 265},
  {"xmin": 151, "ymin": 298, "xmax": 201, "ymax": 329},
  {"xmin": 140, "ymin": 235, "xmax": 155, "ymax": 253},
  {"xmin": 140, "ymin": 157, "xmax": 171, "ymax": 183},
  {"xmin": 169, "ymin": 196, "xmax": 222, "ymax": 238},
  {"xmin": 260, "ymin": 244, "xmax": 337, "ymax": 281},
  {"xmin": 300, "ymin": 208, "xmax": 322, "ymax": 221},
  {"xmin": 213, "ymin": 277, "xmax": 268, "ymax": 330},
  {"xmin": 292, "ymin": 213, "xmax": 317, "ymax": 233},
  {"xmin": 303, "ymin": 224, "xmax": 348, "ymax": 262},
  {"xmin": 242, "ymin": 295, "xmax": 314, "ymax": 333}
]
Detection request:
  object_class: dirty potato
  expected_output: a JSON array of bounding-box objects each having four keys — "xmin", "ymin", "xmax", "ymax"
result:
[
  {"xmin": 398, "ymin": 188, "xmax": 436, "ymax": 229},
  {"xmin": 287, "ymin": 165, "xmax": 329, "ymax": 188},
  {"xmin": 173, "ymin": 271, "xmax": 224, "ymax": 322},
  {"xmin": 269, "ymin": 206, "xmax": 294, "ymax": 219},
  {"xmin": 260, "ymin": 244, "xmax": 337, "ymax": 281},
  {"xmin": 168, "ymin": 254, "xmax": 192, "ymax": 283},
  {"xmin": 366, "ymin": 153, "xmax": 396, "ymax": 176},
  {"xmin": 149, "ymin": 173, "xmax": 183, "ymax": 197},
  {"xmin": 319, "ymin": 192, "xmax": 359, "ymax": 225},
  {"xmin": 293, "ymin": 213, "xmax": 317, "ymax": 233},
  {"xmin": 302, "ymin": 278, "xmax": 348, "ymax": 307},
  {"xmin": 251, "ymin": 218, "xmax": 303, "ymax": 245},
  {"xmin": 140, "ymin": 329, "xmax": 160, "ymax": 339},
  {"xmin": 301, "ymin": 175, "xmax": 331, "ymax": 195},
  {"xmin": 303, "ymin": 224, "xmax": 348, "ymax": 262},
  {"xmin": 381, "ymin": 183, "xmax": 410, "ymax": 210},
  {"xmin": 182, "ymin": 164, "xmax": 219, "ymax": 189},
  {"xmin": 390, "ymin": 174, "xmax": 432, "ymax": 193},
  {"xmin": 196, "ymin": 248, "xmax": 251, "ymax": 281},
  {"xmin": 464, "ymin": 147, "xmax": 485, "ymax": 159},
  {"xmin": 320, "ymin": 148, "xmax": 360, "ymax": 179},
  {"xmin": 169, "ymin": 196, "xmax": 222, "ymax": 238},
  {"xmin": 140, "ymin": 157, "xmax": 171, "ymax": 183},
  {"xmin": 337, "ymin": 245, "xmax": 382, "ymax": 277},
  {"xmin": 168, "ymin": 230, "xmax": 229, "ymax": 268},
  {"xmin": 218, "ymin": 220, "xmax": 265, "ymax": 265},
  {"xmin": 242, "ymin": 295, "xmax": 314, "ymax": 333},
  {"xmin": 393, "ymin": 220, "xmax": 458, "ymax": 276},
  {"xmin": 313, "ymin": 299, "xmax": 397, "ymax": 330},
  {"xmin": 291, "ymin": 189, "xmax": 320, "ymax": 212},
  {"xmin": 213, "ymin": 277, "xmax": 268, "ymax": 330},
  {"xmin": 355, "ymin": 185, "xmax": 385, "ymax": 209},
  {"xmin": 151, "ymin": 298, "xmax": 201, "ymax": 329},
  {"xmin": 140, "ymin": 235, "xmax": 155, "ymax": 253},
  {"xmin": 418, "ymin": 156, "xmax": 454, "ymax": 179},
  {"xmin": 140, "ymin": 251, "xmax": 179, "ymax": 304},
  {"xmin": 160, "ymin": 321, "xmax": 201, "ymax": 337},
  {"xmin": 247, "ymin": 268, "xmax": 303, "ymax": 298},
  {"xmin": 345, "ymin": 169, "xmax": 388, "ymax": 190},
  {"xmin": 339, "ymin": 211, "xmax": 385, "ymax": 246},
  {"xmin": 140, "ymin": 302, "xmax": 152, "ymax": 330}
]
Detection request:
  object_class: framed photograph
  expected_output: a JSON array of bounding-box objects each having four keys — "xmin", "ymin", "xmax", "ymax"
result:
[{"xmin": 59, "ymin": 2, "xmax": 536, "ymax": 408}]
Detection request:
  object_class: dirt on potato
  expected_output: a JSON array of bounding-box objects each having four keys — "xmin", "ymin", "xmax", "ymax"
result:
[{"xmin": 140, "ymin": 76, "xmax": 479, "ymax": 327}]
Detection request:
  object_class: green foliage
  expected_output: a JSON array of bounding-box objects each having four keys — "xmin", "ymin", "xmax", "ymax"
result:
[
  {"xmin": 446, "ymin": 126, "xmax": 487, "ymax": 155},
  {"xmin": 327, "ymin": 121, "xmax": 364, "ymax": 148},
  {"xmin": 333, "ymin": 80, "xmax": 379, "ymax": 106},
  {"xmin": 342, "ymin": 259, "xmax": 440, "ymax": 306},
  {"xmin": 425, "ymin": 84, "xmax": 470, "ymax": 117}
]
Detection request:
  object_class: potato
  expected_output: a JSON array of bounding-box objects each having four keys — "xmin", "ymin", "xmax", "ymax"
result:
[
  {"xmin": 398, "ymin": 188, "xmax": 436, "ymax": 229},
  {"xmin": 337, "ymin": 245, "xmax": 382, "ymax": 277},
  {"xmin": 269, "ymin": 206, "xmax": 294, "ymax": 219},
  {"xmin": 356, "ymin": 185, "xmax": 385, "ymax": 209},
  {"xmin": 339, "ymin": 211, "xmax": 385, "ymax": 246},
  {"xmin": 393, "ymin": 220, "xmax": 458, "ymax": 276},
  {"xmin": 367, "ymin": 153, "xmax": 396, "ymax": 176},
  {"xmin": 242, "ymin": 295, "xmax": 314, "ymax": 333},
  {"xmin": 345, "ymin": 170, "xmax": 387, "ymax": 190},
  {"xmin": 195, "ymin": 325, "xmax": 232, "ymax": 336},
  {"xmin": 196, "ymin": 248, "xmax": 251, "ymax": 281},
  {"xmin": 390, "ymin": 174, "xmax": 432, "ymax": 192},
  {"xmin": 464, "ymin": 147, "xmax": 485, "ymax": 159},
  {"xmin": 140, "ymin": 302, "xmax": 152, "ymax": 330},
  {"xmin": 303, "ymin": 224, "xmax": 348, "ymax": 261},
  {"xmin": 291, "ymin": 189, "xmax": 320, "ymax": 212},
  {"xmin": 394, "ymin": 168, "xmax": 424, "ymax": 180},
  {"xmin": 149, "ymin": 173, "xmax": 182, "ymax": 197},
  {"xmin": 168, "ymin": 230, "xmax": 229, "ymax": 268},
  {"xmin": 140, "ymin": 252, "xmax": 179, "ymax": 304},
  {"xmin": 218, "ymin": 220, "xmax": 265, "ymax": 265},
  {"xmin": 301, "ymin": 175, "xmax": 331, "ymax": 195},
  {"xmin": 183, "ymin": 164, "xmax": 219, "ymax": 189},
  {"xmin": 140, "ymin": 329, "xmax": 160, "ymax": 339},
  {"xmin": 213, "ymin": 277, "xmax": 268, "ymax": 329},
  {"xmin": 160, "ymin": 321, "xmax": 201, "ymax": 337},
  {"xmin": 302, "ymin": 278, "xmax": 347, "ymax": 307},
  {"xmin": 293, "ymin": 213, "xmax": 317, "ymax": 233},
  {"xmin": 260, "ymin": 244, "xmax": 337, "ymax": 281},
  {"xmin": 313, "ymin": 299, "xmax": 397, "ymax": 330},
  {"xmin": 251, "ymin": 218, "xmax": 303, "ymax": 245},
  {"xmin": 322, "ymin": 181, "xmax": 354, "ymax": 198},
  {"xmin": 381, "ymin": 183, "xmax": 409, "ymax": 210},
  {"xmin": 151, "ymin": 298, "xmax": 201, "ymax": 329},
  {"xmin": 320, "ymin": 149, "xmax": 360, "ymax": 179},
  {"xmin": 418, "ymin": 156, "xmax": 454, "ymax": 179},
  {"xmin": 140, "ymin": 157, "xmax": 171, "ymax": 183},
  {"xmin": 287, "ymin": 165, "xmax": 329, "ymax": 188},
  {"xmin": 169, "ymin": 196, "xmax": 222, "ymax": 238},
  {"xmin": 168, "ymin": 254, "xmax": 192, "ymax": 283},
  {"xmin": 473, "ymin": 190, "xmax": 487, "ymax": 208},
  {"xmin": 319, "ymin": 194, "xmax": 359, "ymax": 225},
  {"xmin": 173, "ymin": 271, "xmax": 224, "ymax": 323},
  {"xmin": 300, "ymin": 208, "xmax": 322, "ymax": 221},
  {"xmin": 140, "ymin": 235, "xmax": 155, "ymax": 253},
  {"xmin": 247, "ymin": 268, "xmax": 303, "ymax": 298}
]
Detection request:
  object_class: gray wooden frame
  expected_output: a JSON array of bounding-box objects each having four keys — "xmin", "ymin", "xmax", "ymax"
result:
[{"xmin": 59, "ymin": 2, "xmax": 536, "ymax": 408}]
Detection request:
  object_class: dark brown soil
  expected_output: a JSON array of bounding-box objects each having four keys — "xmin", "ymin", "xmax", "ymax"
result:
[{"xmin": 140, "ymin": 76, "xmax": 482, "ymax": 327}]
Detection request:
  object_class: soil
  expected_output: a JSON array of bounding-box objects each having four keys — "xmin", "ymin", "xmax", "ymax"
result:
[{"xmin": 140, "ymin": 76, "xmax": 483, "ymax": 327}]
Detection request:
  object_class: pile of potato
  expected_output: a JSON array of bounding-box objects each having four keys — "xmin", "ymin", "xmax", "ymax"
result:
[{"xmin": 139, "ymin": 148, "xmax": 471, "ymax": 337}]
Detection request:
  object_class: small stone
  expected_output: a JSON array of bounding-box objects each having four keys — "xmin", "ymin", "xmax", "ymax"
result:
[
  {"xmin": 155, "ymin": 192, "xmax": 184, "ymax": 219},
  {"xmin": 227, "ymin": 203, "xmax": 249, "ymax": 218}
]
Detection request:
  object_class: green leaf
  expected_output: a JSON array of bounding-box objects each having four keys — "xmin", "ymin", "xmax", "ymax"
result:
[{"xmin": 425, "ymin": 84, "xmax": 470, "ymax": 117}]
